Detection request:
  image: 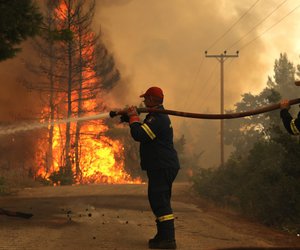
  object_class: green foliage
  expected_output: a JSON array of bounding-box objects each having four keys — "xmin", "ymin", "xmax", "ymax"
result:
[
  {"xmin": 0, "ymin": 0, "xmax": 43, "ymax": 61},
  {"xmin": 235, "ymin": 140, "xmax": 298, "ymax": 225},
  {"xmin": 268, "ymin": 53, "xmax": 296, "ymax": 98},
  {"xmin": 193, "ymin": 53, "xmax": 300, "ymax": 231},
  {"xmin": 225, "ymin": 53, "xmax": 297, "ymax": 156},
  {"xmin": 193, "ymin": 139, "xmax": 300, "ymax": 228},
  {"xmin": 192, "ymin": 158, "xmax": 242, "ymax": 206},
  {"xmin": 225, "ymin": 88, "xmax": 281, "ymax": 156}
]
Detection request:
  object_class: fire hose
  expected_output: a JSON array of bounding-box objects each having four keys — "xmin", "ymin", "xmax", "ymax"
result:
[
  {"xmin": 110, "ymin": 81, "xmax": 300, "ymax": 119},
  {"xmin": 1, "ymin": 87, "xmax": 299, "ymax": 219},
  {"xmin": 2, "ymin": 97, "xmax": 300, "ymax": 137},
  {"xmin": 109, "ymin": 98, "xmax": 300, "ymax": 120}
]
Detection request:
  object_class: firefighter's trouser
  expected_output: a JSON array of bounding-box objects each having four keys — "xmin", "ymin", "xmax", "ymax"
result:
[{"xmin": 147, "ymin": 168, "xmax": 179, "ymax": 240}]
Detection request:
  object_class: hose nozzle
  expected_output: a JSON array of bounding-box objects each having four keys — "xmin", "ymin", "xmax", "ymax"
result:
[
  {"xmin": 109, "ymin": 110, "xmax": 128, "ymax": 118},
  {"xmin": 109, "ymin": 111, "xmax": 118, "ymax": 118}
]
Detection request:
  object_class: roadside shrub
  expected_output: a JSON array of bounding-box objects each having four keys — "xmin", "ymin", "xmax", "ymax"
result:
[{"xmin": 193, "ymin": 140, "xmax": 300, "ymax": 231}]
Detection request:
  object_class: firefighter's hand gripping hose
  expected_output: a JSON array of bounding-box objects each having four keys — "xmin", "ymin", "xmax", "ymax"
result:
[{"xmin": 110, "ymin": 98, "xmax": 300, "ymax": 120}]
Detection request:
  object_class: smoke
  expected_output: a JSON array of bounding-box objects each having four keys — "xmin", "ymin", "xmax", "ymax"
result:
[
  {"xmin": 93, "ymin": 0, "xmax": 300, "ymax": 167},
  {"xmin": 1, "ymin": 0, "xmax": 299, "ymax": 167},
  {"xmin": 0, "ymin": 41, "xmax": 39, "ymax": 122}
]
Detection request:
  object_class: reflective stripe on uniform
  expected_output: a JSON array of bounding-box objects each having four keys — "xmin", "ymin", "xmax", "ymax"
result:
[
  {"xmin": 290, "ymin": 119, "xmax": 300, "ymax": 135},
  {"xmin": 141, "ymin": 123, "xmax": 156, "ymax": 140},
  {"xmin": 157, "ymin": 214, "xmax": 174, "ymax": 222}
]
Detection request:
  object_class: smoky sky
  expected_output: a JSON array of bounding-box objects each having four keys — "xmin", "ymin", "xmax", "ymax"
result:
[
  {"xmin": 0, "ymin": 41, "xmax": 38, "ymax": 122},
  {"xmin": 1, "ymin": 0, "xmax": 299, "ymax": 167},
  {"xmin": 94, "ymin": 0, "xmax": 300, "ymax": 166}
]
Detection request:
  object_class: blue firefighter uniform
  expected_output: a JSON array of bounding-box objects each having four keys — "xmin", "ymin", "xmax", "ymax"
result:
[
  {"xmin": 280, "ymin": 109, "xmax": 300, "ymax": 135},
  {"xmin": 129, "ymin": 104, "xmax": 180, "ymax": 244}
]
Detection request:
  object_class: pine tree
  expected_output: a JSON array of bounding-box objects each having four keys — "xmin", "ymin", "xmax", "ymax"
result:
[
  {"xmin": 0, "ymin": 0, "xmax": 42, "ymax": 61},
  {"xmin": 225, "ymin": 53, "xmax": 297, "ymax": 156}
]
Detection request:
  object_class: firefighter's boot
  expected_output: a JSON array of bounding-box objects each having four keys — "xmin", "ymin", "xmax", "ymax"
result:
[
  {"xmin": 148, "ymin": 220, "xmax": 176, "ymax": 249},
  {"xmin": 148, "ymin": 219, "xmax": 159, "ymax": 245}
]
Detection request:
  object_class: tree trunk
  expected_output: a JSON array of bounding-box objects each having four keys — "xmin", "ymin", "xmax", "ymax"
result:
[
  {"xmin": 46, "ymin": 26, "xmax": 55, "ymax": 173},
  {"xmin": 74, "ymin": 10, "xmax": 84, "ymax": 181},
  {"xmin": 65, "ymin": 0, "xmax": 73, "ymax": 178}
]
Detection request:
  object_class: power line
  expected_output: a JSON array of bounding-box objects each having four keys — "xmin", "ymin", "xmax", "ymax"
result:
[
  {"xmin": 199, "ymin": 58, "xmax": 236, "ymax": 108},
  {"xmin": 185, "ymin": 61, "xmax": 218, "ymax": 111},
  {"xmin": 185, "ymin": 0, "xmax": 264, "ymax": 111},
  {"xmin": 227, "ymin": 0, "xmax": 287, "ymax": 51},
  {"xmin": 182, "ymin": 56, "xmax": 205, "ymax": 110},
  {"xmin": 185, "ymin": 0, "xmax": 299, "ymax": 113},
  {"xmin": 198, "ymin": 75, "xmax": 219, "ymax": 109},
  {"xmin": 195, "ymin": 64, "xmax": 219, "ymax": 110},
  {"xmin": 239, "ymin": 2, "xmax": 300, "ymax": 51},
  {"xmin": 206, "ymin": 0, "xmax": 260, "ymax": 51}
]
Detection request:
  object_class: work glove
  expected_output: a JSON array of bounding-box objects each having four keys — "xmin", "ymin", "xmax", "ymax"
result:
[
  {"xmin": 280, "ymin": 99, "xmax": 290, "ymax": 110},
  {"xmin": 127, "ymin": 106, "xmax": 140, "ymax": 125},
  {"xmin": 120, "ymin": 114, "xmax": 130, "ymax": 123}
]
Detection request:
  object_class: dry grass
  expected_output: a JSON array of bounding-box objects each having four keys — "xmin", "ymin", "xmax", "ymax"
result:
[{"xmin": 0, "ymin": 168, "xmax": 41, "ymax": 195}]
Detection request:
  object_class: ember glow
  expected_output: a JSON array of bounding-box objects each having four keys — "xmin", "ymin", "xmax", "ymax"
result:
[{"xmin": 35, "ymin": 1, "xmax": 141, "ymax": 185}]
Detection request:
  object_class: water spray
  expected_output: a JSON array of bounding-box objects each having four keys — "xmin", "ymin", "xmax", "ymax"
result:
[
  {"xmin": 0, "ymin": 112, "xmax": 110, "ymax": 136},
  {"xmin": 1, "ymin": 97, "xmax": 300, "ymax": 136}
]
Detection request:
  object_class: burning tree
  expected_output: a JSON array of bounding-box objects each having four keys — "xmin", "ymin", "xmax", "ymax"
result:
[{"xmin": 25, "ymin": 0, "xmax": 140, "ymax": 185}]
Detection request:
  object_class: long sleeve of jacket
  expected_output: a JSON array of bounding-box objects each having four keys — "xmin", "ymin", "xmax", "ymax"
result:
[
  {"xmin": 280, "ymin": 109, "xmax": 300, "ymax": 135},
  {"xmin": 129, "ymin": 122, "xmax": 154, "ymax": 143}
]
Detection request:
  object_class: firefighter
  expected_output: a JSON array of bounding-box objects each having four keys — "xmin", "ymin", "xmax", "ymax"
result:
[
  {"xmin": 125, "ymin": 86, "xmax": 180, "ymax": 249},
  {"xmin": 280, "ymin": 99, "xmax": 300, "ymax": 135}
]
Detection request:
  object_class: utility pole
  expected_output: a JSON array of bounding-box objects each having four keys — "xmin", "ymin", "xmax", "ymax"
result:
[{"xmin": 205, "ymin": 50, "xmax": 239, "ymax": 167}]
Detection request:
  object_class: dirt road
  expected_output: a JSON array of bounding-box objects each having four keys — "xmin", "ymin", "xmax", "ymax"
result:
[{"xmin": 0, "ymin": 183, "xmax": 299, "ymax": 250}]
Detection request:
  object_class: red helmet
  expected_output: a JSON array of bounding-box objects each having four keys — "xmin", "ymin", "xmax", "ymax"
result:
[{"xmin": 139, "ymin": 87, "xmax": 164, "ymax": 100}]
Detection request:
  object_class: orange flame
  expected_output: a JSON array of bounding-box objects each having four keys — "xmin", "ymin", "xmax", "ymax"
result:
[{"xmin": 35, "ymin": 1, "xmax": 141, "ymax": 185}]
